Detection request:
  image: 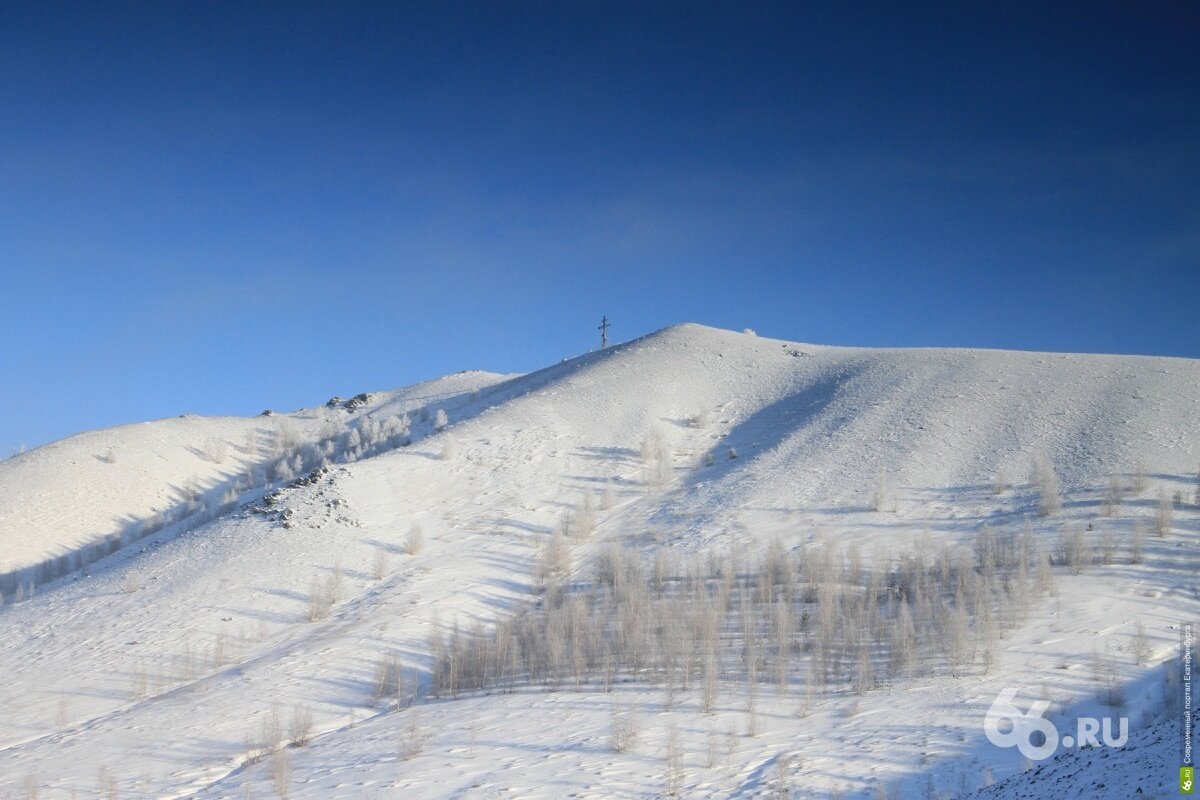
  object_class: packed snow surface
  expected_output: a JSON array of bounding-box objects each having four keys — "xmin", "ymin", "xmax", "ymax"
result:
[{"xmin": 0, "ymin": 324, "xmax": 1196, "ymax": 798}]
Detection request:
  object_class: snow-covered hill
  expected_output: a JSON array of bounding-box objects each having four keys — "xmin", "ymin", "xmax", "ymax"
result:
[
  {"xmin": 0, "ymin": 370, "xmax": 510, "ymax": 585},
  {"xmin": 1, "ymin": 324, "xmax": 1196, "ymax": 799}
]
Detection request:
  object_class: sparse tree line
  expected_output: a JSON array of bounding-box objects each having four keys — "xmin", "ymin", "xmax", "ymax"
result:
[
  {"xmin": 0, "ymin": 405, "xmax": 457, "ymax": 601},
  {"xmin": 421, "ymin": 452, "xmax": 1194, "ymax": 704},
  {"xmin": 426, "ymin": 524, "xmax": 1072, "ymax": 702}
]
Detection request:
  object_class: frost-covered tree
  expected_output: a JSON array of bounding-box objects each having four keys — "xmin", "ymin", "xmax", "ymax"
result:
[
  {"xmin": 345, "ymin": 427, "xmax": 363, "ymax": 461},
  {"xmin": 273, "ymin": 457, "xmax": 296, "ymax": 483},
  {"xmin": 385, "ymin": 413, "xmax": 412, "ymax": 447},
  {"xmin": 434, "ymin": 408, "xmax": 449, "ymax": 431}
]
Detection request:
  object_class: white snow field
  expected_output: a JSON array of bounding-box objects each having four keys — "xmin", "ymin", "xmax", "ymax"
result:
[{"xmin": 0, "ymin": 323, "xmax": 1196, "ymax": 799}]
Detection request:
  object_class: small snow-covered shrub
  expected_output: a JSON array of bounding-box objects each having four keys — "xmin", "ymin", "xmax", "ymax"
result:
[
  {"xmin": 440, "ymin": 437, "xmax": 459, "ymax": 461},
  {"xmin": 434, "ymin": 408, "xmax": 449, "ymax": 431}
]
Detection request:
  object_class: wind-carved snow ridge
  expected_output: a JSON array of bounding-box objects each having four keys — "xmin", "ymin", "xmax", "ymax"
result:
[{"xmin": 0, "ymin": 323, "xmax": 1196, "ymax": 799}]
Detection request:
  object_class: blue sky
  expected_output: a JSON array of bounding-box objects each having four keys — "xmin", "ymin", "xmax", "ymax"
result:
[{"xmin": 1, "ymin": 2, "xmax": 1197, "ymax": 454}]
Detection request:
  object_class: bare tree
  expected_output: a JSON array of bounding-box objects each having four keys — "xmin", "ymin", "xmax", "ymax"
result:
[
  {"xmin": 1102, "ymin": 473, "xmax": 1123, "ymax": 516},
  {"xmin": 1100, "ymin": 526, "xmax": 1116, "ymax": 565},
  {"xmin": 1155, "ymin": 488, "xmax": 1173, "ymax": 536},
  {"xmin": 1092, "ymin": 646, "xmax": 1124, "ymax": 707},
  {"xmin": 871, "ymin": 472, "xmax": 895, "ymax": 513},
  {"xmin": 373, "ymin": 652, "xmax": 404, "ymax": 703},
  {"xmin": 1032, "ymin": 456, "xmax": 1062, "ymax": 516},
  {"xmin": 610, "ymin": 706, "xmax": 640, "ymax": 753},
  {"xmin": 372, "ymin": 547, "xmax": 390, "ymax": 580},
  {"xmin": 271, "ymin": 747, "xmax": 292, "ymax": 798},
  {"xmin": 641, "ymin": 424, "xmax": 673, "ymax": 488},
  {"xmin": 1130, "ymin": 520, "xmax": 1145, "ymax": 564},
  {"xmin": 261, "ymin": 705, "xmax": 284, "ymax": 754},
  {"xmin": 405, "ymin": 524, "xmax": 425, "ymax": 555},
  {"xmin": 400, "ymin": 712, "xmax": 429, "ymax": 760},
  {"xmin": 664, "ymin": 722, "xmax": 683, "ymax": 796},
  {"xmin": 308, "ymin": 574, "xmax": 333, "ymax": 622},
  {"xmin": 1131, "ymin": 463, "xmax": 1148, "ymax": 494},
  {"xmin": 289, "ymin": 706, "xmax": 314, "ymax": 747},
  {"xmin": 1132, "ymin": 619, "xmax": 1151, "ymax": 665},
  {"xmin": 770, "ymin": 753, "xmax": 795, "ymax": 800},
  {"xmin": 702, "ymin": 653, "xmax": 718, "ymax": 714},
  {"xmin": 1059, "ymin": 525, "xmax": 1087, "ymax": 574}
]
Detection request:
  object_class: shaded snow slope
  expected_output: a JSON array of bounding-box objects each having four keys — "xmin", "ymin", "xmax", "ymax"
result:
[{"xmin": 964, "ymin": 708, "xmax": 1197, "ymax": 800}]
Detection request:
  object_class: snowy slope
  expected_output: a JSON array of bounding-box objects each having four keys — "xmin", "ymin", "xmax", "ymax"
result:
[
  {"xmin": 0, "ymin": 370, "xmax": 511, "ymax": 579},
  {"xmin": 0, "ymin": 324, "xmax": 1196, "ymax": 799}
]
